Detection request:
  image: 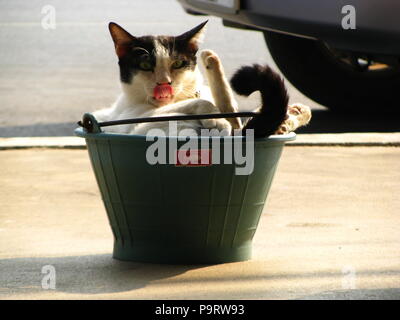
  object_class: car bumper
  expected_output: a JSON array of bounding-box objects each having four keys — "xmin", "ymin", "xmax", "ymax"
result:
[{"xmin": 178, "ymin": 0, "xmax": 400, "ymax": 55}]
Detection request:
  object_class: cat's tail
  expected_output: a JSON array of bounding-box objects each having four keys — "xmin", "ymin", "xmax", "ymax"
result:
[{"xmin": 230, "ymin": 64, "xmax": 289, "ymax": 138}]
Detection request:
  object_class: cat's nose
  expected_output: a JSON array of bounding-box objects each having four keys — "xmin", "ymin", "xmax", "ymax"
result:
[{"xmin": 157, "ymin": 81, "xmax": 172, "ymax": 85}]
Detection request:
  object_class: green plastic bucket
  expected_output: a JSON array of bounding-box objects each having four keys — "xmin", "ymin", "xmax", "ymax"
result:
[{"xmin": 75, "ymin": 113, "xmax": 295, "ymax": 264}]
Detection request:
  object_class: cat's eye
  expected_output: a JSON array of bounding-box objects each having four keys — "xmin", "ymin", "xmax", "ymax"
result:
[
  {"xmin": 172, "ymin": 60, "xmax": 186, "ymax": 69},
  {"xmin": 139, "ymin": 61, "xmax": 153, "ymax": 71}
]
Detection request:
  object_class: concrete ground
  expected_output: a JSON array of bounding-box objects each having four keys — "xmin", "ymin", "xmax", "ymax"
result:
[{"xmin": 1, "ymin": 145, "xmax": 399, "ymax": 299}]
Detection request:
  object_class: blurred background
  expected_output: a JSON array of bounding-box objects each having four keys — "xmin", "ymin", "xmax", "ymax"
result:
[{"xmin": 0, "ymin": 0, "xmax": 398, "ymax": 136}]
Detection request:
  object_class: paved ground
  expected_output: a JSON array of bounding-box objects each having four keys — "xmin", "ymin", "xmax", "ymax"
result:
[
  {"xmin": 2, "ymin": 0, "xmax": 399, "ymax": 137},
  {"xmin": 1, "ymin": 146, "xmax": 399, "ymax": 299}
]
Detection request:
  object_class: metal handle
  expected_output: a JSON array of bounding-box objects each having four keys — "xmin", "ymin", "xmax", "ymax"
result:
[
  {"xmin": 78, "ymin": 112, "xmax": 258, "ymax": 133},
  {"xmin": 77, "ymin": 113, "xmax": 102, "ymax": 133}
]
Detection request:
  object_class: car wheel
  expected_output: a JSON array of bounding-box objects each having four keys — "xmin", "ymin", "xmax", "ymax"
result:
[{"xmin": 264, "ymin": 31, "xmax": 400, "ymax": 112}]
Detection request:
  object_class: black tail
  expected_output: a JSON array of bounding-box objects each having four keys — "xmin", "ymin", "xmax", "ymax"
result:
[{"xmin": 230, "ymin": 64, "xmax": 288, "ymax": 138}]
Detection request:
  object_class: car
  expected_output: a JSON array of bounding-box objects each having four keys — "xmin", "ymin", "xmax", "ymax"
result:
[{"xmin": 177, "ymin": 0, "xmax": 400, "ymax": 112}]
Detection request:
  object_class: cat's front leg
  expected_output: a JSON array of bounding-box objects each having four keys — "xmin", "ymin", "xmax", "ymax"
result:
[{"xmin": 201, "ymin": 50, "xmax": 242, "ymax": 130}]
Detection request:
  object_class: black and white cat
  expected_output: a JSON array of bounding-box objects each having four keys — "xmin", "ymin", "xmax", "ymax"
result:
[{"xmin": 93, "ymin": 21, "xmax": 311, "ymax": 136}]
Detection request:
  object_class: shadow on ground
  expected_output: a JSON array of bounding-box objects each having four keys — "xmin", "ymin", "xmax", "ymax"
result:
[
  {"xmin": 1, "ymin": 254, "xmax": 400, "ymax": 299},
  {"xmin": 0, "ymin": 254, "xmax": 207, "ymax": 295},
  {"xmin": 296, "ymin": 288, "xmax": 400, "ymax": 300},
  {"xmin": 297, "ymin": 109, "xmax": 400, "ymax": 134}
]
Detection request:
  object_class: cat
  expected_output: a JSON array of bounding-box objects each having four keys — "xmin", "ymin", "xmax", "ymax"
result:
[{"xmin": 92, "ymin": 21, "xmax": 311, "ymax": 137}]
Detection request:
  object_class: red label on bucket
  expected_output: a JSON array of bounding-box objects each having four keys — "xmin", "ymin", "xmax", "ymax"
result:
[{"xmin": 175, "ymin": 149, "xmax": 212, "ymax": 166}]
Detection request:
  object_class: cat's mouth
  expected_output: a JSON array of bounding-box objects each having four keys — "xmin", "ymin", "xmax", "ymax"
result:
[{"xmin": 153, "ymin": 84, "xmax": 174, "ymax": 105}]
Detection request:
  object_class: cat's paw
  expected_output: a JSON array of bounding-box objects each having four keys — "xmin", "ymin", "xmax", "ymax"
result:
[
  {"xmin": 200, "ymin": 118, "xmax": 232, "ymax": 133},
  {"xmin": 275, "ymin": 103, "xmax": 312, "ymax": 134},
  {"xmin": 215, "ymin": 118, "xmax": 232, "ymax": 133},
  {"xmin": 201, "ymin": 49, "xmax": 222, "ymax": 71},
  {"xmin": 200, "ymin": 118, "xmax": 216, "ymax": 129},
  {"xmin": 275, "ymin": 123, "xmax": 290, "ymax": 135},
  {"xmin": 288, "ymin": 103, "xmax": 312, "ymax": 126}
]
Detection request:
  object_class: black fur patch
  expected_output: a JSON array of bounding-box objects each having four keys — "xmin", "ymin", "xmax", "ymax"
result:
[
  {"xmin": 230, "ymin": 64, "xmax": 289, "ymax": 138},
  {"xmin": 117, "ymin": 36, "xmax": 156, "ymax": 83}
]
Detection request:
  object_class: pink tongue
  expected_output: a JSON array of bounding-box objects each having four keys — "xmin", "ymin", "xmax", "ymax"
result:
[{"xmin": 154, "ymin": 84, "xmax": 173, "ymax": 100}]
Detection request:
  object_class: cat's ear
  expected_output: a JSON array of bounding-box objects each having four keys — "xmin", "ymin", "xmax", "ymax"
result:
[
  {"xmin": 176, "ymin": 20, "xmax": 208, "ymax": 53},
  {"xmin": 108, "ymin": 22, "xmax": 136, "ymax": 58}
]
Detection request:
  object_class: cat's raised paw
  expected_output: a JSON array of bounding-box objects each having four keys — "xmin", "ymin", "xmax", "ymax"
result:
[{"xmin": 201, "ymin": 49, "xmax": 221, "ymax": 70}]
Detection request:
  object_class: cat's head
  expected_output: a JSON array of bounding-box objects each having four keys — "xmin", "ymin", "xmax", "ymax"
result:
[{"xmin": 109, "ymin": 21, "xmax": 207, "ymax": 107}]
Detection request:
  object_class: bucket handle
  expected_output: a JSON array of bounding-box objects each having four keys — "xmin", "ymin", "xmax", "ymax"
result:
[{"xmin": 78, "ymin": 112, "xmax": 259, "ymax": 133}]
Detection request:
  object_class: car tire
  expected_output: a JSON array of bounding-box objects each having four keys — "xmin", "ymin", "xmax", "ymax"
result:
[{"xmin": 264, "ymin": 31, "xmax": 400, "ymax": 112}]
